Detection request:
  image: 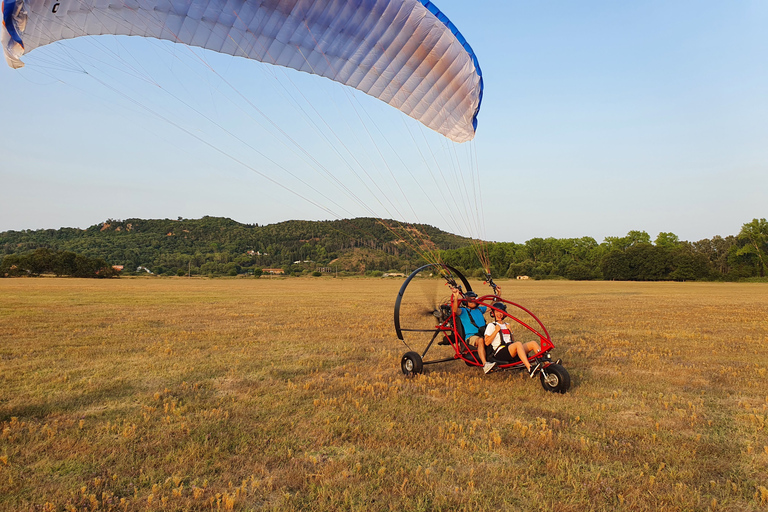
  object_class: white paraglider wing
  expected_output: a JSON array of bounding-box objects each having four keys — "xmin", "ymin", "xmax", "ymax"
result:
[{"xmin": 2, "ymin": 0, "xmax": 482, "ymax": 142}]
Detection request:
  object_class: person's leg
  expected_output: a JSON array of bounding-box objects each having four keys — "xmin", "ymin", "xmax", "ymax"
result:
[
  {"xmin": 509, "ymin": 342, "xmax": 541, "ymax": 377},
  {"xmin": 475, "ymin": 336, "xmax": 487, "ymax": 364},
  {"xmin": 473, "ymin": 336, "xmax": 495, "ymax": 373},
  {"xmin": 523, "ymin": 341, "xmax": 541, "ymax": 357},
  {"xmin": 508, "ymin": 342, "xmax": 531, "ymax": 371}
]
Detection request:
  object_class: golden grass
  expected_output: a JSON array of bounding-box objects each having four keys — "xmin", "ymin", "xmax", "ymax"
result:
[{"xmin": 0, "ymin": 278, "xmax": 766, "ymax": 511}]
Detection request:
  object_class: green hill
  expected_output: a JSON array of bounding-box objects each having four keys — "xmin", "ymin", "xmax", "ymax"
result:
[
  {"xmin": 3, "ymin": 217, "xmax": 765, "ymax": 281},
  {"xmin": 0, "ymin": 217, "xmax": 472, "ymax": 276}
]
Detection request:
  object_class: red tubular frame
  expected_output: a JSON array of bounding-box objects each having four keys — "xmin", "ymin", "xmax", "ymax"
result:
[{"xmin": 447, "ymin": 295, "xmax": 554, "ymax": 370}]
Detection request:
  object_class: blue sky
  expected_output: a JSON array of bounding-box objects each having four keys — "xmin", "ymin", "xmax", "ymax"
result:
[{"xmin": 1, "ymin": 0, "xmax": 766, "ymax": 244}]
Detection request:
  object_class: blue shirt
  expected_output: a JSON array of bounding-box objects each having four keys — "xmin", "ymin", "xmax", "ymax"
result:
[{"xmin": 457, "ymin": 305, "xmax": 487, "ymax": 338}]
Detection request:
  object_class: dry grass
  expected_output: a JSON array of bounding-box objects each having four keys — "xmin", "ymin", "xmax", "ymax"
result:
[{"xmin": 1, "ymin": 278, "xmax": 767, "ymax": 511}]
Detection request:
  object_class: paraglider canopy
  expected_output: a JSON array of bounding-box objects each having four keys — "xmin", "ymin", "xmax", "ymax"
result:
[
  {"xmin": 2, "ymin": 0, "xmax": 483, "ymax": 142},
  {"xmin": 1, "ymin": 0, "xmax": 27, "ymax": 68}
]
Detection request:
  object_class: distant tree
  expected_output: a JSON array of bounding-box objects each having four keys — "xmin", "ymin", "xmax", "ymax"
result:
[
  {"xmin": 601, "ymin": 251, "xmax": 631, "ymax": 280},
  {"xmin": 737, "ymin": 218, "xmax": 768, "ymax": 276},
  {"xmin": 566, "ymin": 263, "xmax": 597, "ymax": 281},
  {"xmin": 669, "ymin": 245, "xmax": 709, "ymax": 281},
  {"xmin": 628, "ymin": 230, "xmax": 652, "ymax": 246},
  {"xmin": 28, "ymin": 248, "xmax": 56, "ymax": 275},
  {"xmin": 200, "ymin": 262, "xmax": 219, "ymax": 275},
  {"xmin": 0, "ymin": 248, "xmax": 117, "ymax": 278},
  {"xmin": 223, "ymin": 262, "xmax": 241, "ymax": 276},
  {"xmin": 471, "ymin": 268, "xmax": 487, "ymax": 279},
  {"xmin": 506, "ymin": 260, "xmax": 535, "ymax": 278},
  {"xmin": 523, "ymin": 238, "xmax": 548, "ymax": 263},
  {"xmin": 530, "ymin": 262, "xmax": 555, "ymax": 279},
  {"xmin": 627, "ymin": 244, "xmax": 668, "ymax": 280},
  {"xmin": 0, "ymin": 254, "xmax": 25, "ymax": 276},
  {"xmin": 604, "ymin": 230, "xmax": 651, "ymax": 251},
  {"xmin": 691, "ymin": 236, "xmax": 734, "ymax": 278},
  {"xmin": 655, "ymin": 232, "xmax": 681, "ymax": 248},
  {"xmin": 488, "ymin": 243, "xmax": 517, "ymax": 277},
  {"xmin": 726, "ymin": 242, "xmax": 758, "ymax": 279},
  {"xmin": 316, "ymin": 246, "xmax": 328, "ymax": 263}
]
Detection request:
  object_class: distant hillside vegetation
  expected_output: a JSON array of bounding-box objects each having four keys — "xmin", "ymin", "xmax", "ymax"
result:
[
  {"xmin": 0, "ymin": 217, "xmax": 471, "ymax": 277},
  {"xmin": 2, "ymin": 217, "xmax": 765, "ymax": 281}
]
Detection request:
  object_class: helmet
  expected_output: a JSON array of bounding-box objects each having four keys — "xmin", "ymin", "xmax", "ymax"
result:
[
  {"xmin": 465, "ymin": 291, "xmax": 478, "ymax": 298},
  {"xmin": 492, "ymin": 302, "xmax": 507, "ymax": 311}
]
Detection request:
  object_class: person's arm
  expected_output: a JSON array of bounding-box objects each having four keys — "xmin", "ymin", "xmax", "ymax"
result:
[
  {"xmin": 484, "ymin": 322, "xmax": 501, "ymax": 346},
  {"xmin": 451, "ymin": 288, "xmax": 461, "ymax": 315}
]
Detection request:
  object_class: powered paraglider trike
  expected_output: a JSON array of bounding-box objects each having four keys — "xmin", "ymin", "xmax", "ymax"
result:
[{"xmin": 394, "ymin": 263, "xmax": 571, "ymax": 393}]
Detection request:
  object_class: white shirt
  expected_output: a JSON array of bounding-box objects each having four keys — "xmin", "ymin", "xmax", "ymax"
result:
[{"xmin": 484, "ymin": 322, "xmax": 513, "ymax": 352}]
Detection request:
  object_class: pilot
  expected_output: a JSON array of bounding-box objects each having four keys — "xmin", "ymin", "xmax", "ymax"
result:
[{"xmin": 451, "ymin": 288, "xmax": 494, "ymax": 374}]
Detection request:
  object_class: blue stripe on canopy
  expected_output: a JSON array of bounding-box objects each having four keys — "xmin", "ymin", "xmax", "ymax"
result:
[
  {"xmin": 418, "ymin": 0, "xmax": 483, "ymax": 133},
  {"xmin": 3, "ymin": 0, "xmax": 25, "ymax": 46}
]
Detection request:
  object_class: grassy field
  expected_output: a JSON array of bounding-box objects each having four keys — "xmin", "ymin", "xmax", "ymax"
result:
[{"xmin": 1, "ymin": 277, "xmax": 767, "ymax": 511}]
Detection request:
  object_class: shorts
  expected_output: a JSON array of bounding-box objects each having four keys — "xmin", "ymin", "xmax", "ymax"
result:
[
  {"xmin": 468, "ymin": 335, "xmax": 483, "ymax": 347},
  {"xmin": 493, "ymin": 345, "xmax": 521, "ymax": 363}
]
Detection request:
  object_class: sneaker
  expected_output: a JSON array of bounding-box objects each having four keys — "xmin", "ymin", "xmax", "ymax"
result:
[
  {"xmin": 483, "ymin": 362, "xmax": 496, "ymax": 374},
  {"xmin": 528, "ymin": 362, "xmax": 541, "ymax": 378}
]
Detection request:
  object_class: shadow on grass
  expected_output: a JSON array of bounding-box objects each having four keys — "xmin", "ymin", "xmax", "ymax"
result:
[
  {"xmin": 567, "ymin": 364, "xmax": 584, "ymax": 391},
  {"xmin": 0, "ymin": 380, "xmax": 137, "ymax": 422}
]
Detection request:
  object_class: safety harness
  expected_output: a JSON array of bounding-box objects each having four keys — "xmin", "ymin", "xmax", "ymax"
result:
[{"xmin": 488, "ymin": 322, "xmax": 513, "ymax": 355}]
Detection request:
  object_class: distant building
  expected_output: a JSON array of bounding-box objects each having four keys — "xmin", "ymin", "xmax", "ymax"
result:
[
  {"xmin": 516, "ymin": 275, "xmax": 530, "ymax": 280},
  {"xmin": 263, "ymin": 268, "xmax": 285, "ymax": 275},
  {"xmin": 112, "ymin": 265, "xmax": 124, "ymax": 272},
  {"xmin": 382, "ymin": 273, "xmax": 405, "ymax": 278}
]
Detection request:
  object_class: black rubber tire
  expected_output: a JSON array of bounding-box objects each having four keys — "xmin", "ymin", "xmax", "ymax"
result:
[
  {"xmin": 539, "ymin": 363, "xmax": 570, "ymax": 393},
  {"xmin": 401, "ymin": 351, "xmax": 424, "ymax": 376}
]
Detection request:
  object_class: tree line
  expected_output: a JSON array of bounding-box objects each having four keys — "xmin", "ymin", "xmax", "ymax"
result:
[
  {"xmin": 0, "ymin": 217, "xmax": 465, "ymax": 277},
  {"xmin": 441, "ymin": 219, "xmax": 767, "ymax": 281},
  {"xmin": 1, "ymin": 217, "xmax": 766, "ymax": 280},
  {"xmin": 0, "ymin": 248, "xmax": 120, "ymax": 278}
]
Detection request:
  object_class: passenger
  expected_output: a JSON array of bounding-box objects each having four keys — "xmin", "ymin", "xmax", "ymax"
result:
[
  {"xmin": 450, "ymin": 287, "xmax": 494, "ymax": 374},
  {"xmin": 484, "ymin": 302, "xmax": 542, "ymax": 378}
]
